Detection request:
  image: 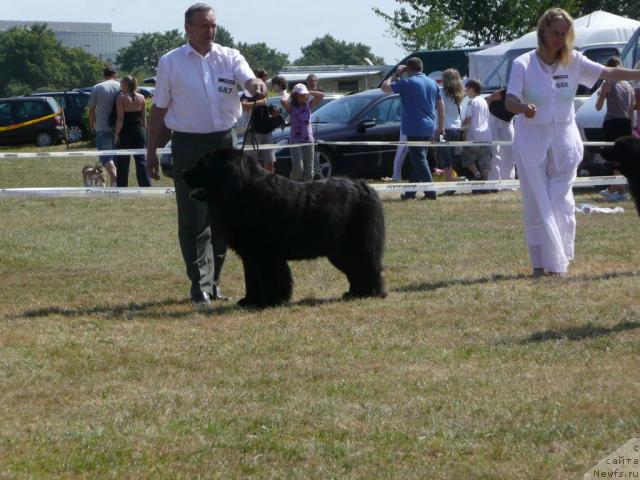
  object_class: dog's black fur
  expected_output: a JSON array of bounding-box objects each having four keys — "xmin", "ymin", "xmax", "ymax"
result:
[
  {"xmin": 183, "ymin": 149, "xmax": 386, "ymax": 307},
  {"xmin": 601, "ymin": 135, "xmax": 640, "ymax": 216}
]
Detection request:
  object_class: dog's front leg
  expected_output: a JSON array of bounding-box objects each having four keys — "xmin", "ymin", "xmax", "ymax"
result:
[{"xmin": 238, "ymin": 257, "xmax": 264, "ymax": 307}]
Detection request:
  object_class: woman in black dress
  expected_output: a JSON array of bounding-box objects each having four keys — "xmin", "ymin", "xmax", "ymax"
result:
[{"xmin": 114, "ymin": 75, "xmax": 150, "ymax": 187}]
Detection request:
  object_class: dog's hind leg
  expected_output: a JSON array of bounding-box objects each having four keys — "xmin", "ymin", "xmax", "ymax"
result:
[{"xmin": 328, "ymin": 251, "xmax": 385, "ymax": 299}]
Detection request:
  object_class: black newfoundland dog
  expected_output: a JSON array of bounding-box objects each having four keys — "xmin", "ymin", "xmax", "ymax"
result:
[
  {"xmin": 601, "ymin": 135, "xmax": 640, "ymax": 216},
  {"xmin": 183, "ymin": 149, "xmax": 387, "ymax": 307}
]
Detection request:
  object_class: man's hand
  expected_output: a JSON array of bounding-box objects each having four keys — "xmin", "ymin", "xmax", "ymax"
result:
[
  {"xmin": 395, "ymin": 65, "xmax": 407, "ymax": 77},
  {"xmin": 146, "ymin": 150, "xmax": 161, "ymax": 181},
  {"xmin": 245, "ymin": 78, "xmax": 267, "ymax": 99}
]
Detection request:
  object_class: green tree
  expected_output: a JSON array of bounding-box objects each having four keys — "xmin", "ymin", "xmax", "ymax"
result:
[
  {"xmin": 115, "ymin": 25, "xmax": 235, "ymax": 73},
  {"xmin": 373, "ymin": 0, "xmax": 581, "ymax": 49},
  {"xmin": 116, "ymin": 30, "xmax": 184, "ymax": 73},
  {"xmin": 294, "ymin": 34, "xmax": 385, "ymax": 65},
  {"xmin": 373, "ymin": 4, "xmax": 458, "ymax": 51},
  {"xmin": 214, "ymin": 25, "xmax": 235, "ymax": 48},
  {"xmin": 0, "ymin": 24, "xmax": 103, "ymax": 96},
  {"xmin": 235, "ymin": 42, "xmax": 289, "ymax": 75}
]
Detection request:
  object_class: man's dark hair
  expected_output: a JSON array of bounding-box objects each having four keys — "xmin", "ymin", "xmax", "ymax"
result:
[
  {"xmin": 306, "ymin": 74, "xmax": 318, "ymax": 82},
  {"xmin": 271, "ymin": 75, "xmax": 288, "ymax": 91},
  {"xmin": 254, "ymin": 69, "xmax": 268, "ymax": 81},
  {"xmin": 103, "ymin": 65, "xmax": 117, "ymax": 77},
  {"xmin": 605, "ymin": 56, "xmax": 622, "ymax": 68},
  {"xmin": 466, "ymin": 79, "xmax": 483, "ymax": 94},
  {"xmin": 406, "ymin": 57, "xmax": 423, "ymax": 73},
  {"xmin": 185, "ymin": 3, "xmax": 214, "ymax": 25}
]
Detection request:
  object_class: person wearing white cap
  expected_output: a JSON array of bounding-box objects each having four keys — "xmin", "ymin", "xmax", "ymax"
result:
[
  {"xmin": 506, "ymin": 7, "xmax": 640, "ymax": 277},
  {"xmin": 281, "ymin": 83, "xmax": 324, "ymax": 180}
]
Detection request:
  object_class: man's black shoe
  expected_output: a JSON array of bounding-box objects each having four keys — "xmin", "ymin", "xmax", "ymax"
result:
[
  {"xmin": 191, "ymin": 292, "xmax": 211, "ymax": 306},
  {"xmin": 212, "ymin": 285, "xmax": 229, "ymax": 301}
]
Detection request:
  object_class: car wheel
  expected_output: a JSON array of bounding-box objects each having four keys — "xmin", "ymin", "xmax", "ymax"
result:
[
  {"xmin": 314, "ymin": 149, "xmax": 334, "ymax": 180},
  {"xmin": 66, "ymin": 124, "xmax": 84, "ymax": 143},
  {"xmin": 36, "ymin": 131, "xmax": 53, "ymax": 147}
]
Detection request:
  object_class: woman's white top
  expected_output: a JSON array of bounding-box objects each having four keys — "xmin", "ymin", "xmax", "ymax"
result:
[
  {"xmin": 507, "ymin": 49, "xmax": 603, "ymax": 126},
  {"xmin": 441, "ymin": 88, "xmax": 463, "ymax": 129}
]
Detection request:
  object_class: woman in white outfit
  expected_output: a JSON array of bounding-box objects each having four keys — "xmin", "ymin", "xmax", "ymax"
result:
[{"xmin": 506, "ymin": 7, "xmax": 640, "ymax": 277}]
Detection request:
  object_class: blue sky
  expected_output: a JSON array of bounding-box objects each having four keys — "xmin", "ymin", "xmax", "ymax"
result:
[{"xmin": 0, "ymin": 0, "xmax": 409, "ymax": 64}]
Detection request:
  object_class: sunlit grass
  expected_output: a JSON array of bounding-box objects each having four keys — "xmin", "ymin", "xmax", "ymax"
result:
[{"xmin": 0, "ymin": 153, "xmax": 639, "ymax": 478}]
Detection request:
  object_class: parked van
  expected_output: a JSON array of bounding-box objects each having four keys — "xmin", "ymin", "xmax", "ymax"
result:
[
  {"xmin": 0, "ymin": 96, "xmax": 65, "ymax": 147},
  {"xmin": 378, "ymin": 47, "xmax": 482, "ymax": 86},
  {"xmin": 481, "ymin": 11, "xmax": 638, "ymax": 103}
]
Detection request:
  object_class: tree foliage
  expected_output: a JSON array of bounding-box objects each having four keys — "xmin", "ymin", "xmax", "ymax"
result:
[
  {"xmin": 235, "ymin": 42, "xmax": 289, "ymax": 75},
  {"xmin": 214, "ymin": 25, "xmax": 235, "ymax": 48},
  {"xmin": 0, "ymin": 24, "xmax": 104, "ymax": 97},
  {"xmin": 373, "ymin": 0, "xmax": 634, "ymax": 51},
  {"xmin": 115, "ymin": 25, "xmax": 235, "ymax": 73},
  {"xmin": 372, "ymin": 4, "xmax": 459, "ymax": 51},
  {"xmin": 116, "ymin": 30, "xmax": 185, "ymax": 73},
  {"xmin": 294, "ymin": 35, "xmax": 385, "ymax": 65}
]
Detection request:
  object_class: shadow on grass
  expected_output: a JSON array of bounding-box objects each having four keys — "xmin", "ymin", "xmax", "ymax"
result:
[
  {"xmin": 13, "ymin": 270, "xmax": 639, "ymax": 320},
  {"xmin": 13, "ymin": 296, "xmax": 344, "ymax": 320},
  {"xmin": 394, "ymin": 270, "xmax": 640, "ymax": 294},
  {"xmin": 520, "ymin": 320, "xmax": 640, "ymax": 344}
]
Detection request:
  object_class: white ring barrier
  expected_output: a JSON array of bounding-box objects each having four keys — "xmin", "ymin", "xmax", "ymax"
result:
[
  {"xmin": 0, "ymin": 176, "xmax": 627, "ymax": 198},
  {"xmin": 0, "ymin": 139, "xmax": 624, "ymax": 198},
  {"xmin": 0, "ymin": 140, "xmax": 615, "ymax": 159},
  {"xmin": 0, "ymin": 187, "xmax": 176, "ymax": 198}
]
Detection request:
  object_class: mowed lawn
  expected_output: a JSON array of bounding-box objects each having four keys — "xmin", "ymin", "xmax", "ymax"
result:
[{"xmin": 1, "ymin": 146, "xmax": 639, "ymax": 478}]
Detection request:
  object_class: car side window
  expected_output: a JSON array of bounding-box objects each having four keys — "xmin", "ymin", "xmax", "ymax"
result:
[
  {"xmin": 0, "ymin": 102, "xmax": 11, "ymax": 126},
  {"xmin": 53, "ymin": 96, "xmax": 66, "ymax": 108},
  {"xmin": 364, "ymin": 97, "xmax": 396, "ymax": 123},
  {"xmin": 388, "ymin": 97, "xmax": 402, "ymax": 123},
  {"xmin": 23, "ymin": 101, "xmax": 48, "ymax": 119}
]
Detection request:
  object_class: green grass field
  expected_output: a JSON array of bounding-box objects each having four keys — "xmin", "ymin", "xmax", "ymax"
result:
[{"xmin": 1, "ymin": 144, "xmax": 639, "ymax": 478}]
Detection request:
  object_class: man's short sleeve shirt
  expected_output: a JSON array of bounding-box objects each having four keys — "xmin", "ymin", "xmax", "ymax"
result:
[
  {"xmin": 391, "ymin": 73, "xmax": 441, "ymax": 137},
  {"xmin": 153, "ymin": 43, "xmax": 255, "ymax": 133}
]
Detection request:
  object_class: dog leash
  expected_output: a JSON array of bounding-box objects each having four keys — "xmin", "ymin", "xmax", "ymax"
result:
[{"xmin": 241, "ymin": 100, "xmax": 259, "ymax": 154}]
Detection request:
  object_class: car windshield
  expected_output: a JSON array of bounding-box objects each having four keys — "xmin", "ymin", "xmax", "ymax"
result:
[
  {"xmin": 310, "ymin": 96, "xmax": 372, "ymax": 124},
  {"xmin": 481, "ymin": 48, "xmax": 532, "ymax": 92}
]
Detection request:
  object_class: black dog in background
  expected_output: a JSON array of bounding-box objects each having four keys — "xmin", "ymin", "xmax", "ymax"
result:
[
  {"xmin": 183, "ymin": 149, "xmax": 387, "ymax": 307},
  {"xmin": 601, "ymin": 135, "xmax": 640, "ymax": 216}
]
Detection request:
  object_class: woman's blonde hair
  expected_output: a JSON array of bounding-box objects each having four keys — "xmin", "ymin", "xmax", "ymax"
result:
[
  {"xmin": 121, "ymin": 75, "xmax": 138, "ymax": 99},
  {"xmin": 537, "ymin": 7, "xmax": 575, "ymax": 65},
  {"xmin": 442, "ymin": 68, "xmax": 465, "ymax": 106}
]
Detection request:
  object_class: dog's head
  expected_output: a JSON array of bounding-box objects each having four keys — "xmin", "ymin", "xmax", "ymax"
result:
[
  {"xmin": 183, "ymin": 149, "xmax": 262, "ymax": 201},
  {"xmin": 601, "ymin": 136, "xmax": 640, "ymax": 178}
]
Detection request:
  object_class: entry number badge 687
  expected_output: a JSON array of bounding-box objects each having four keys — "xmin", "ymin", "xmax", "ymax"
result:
[{"xmin": 218, "ymin": 77, "xmax": 235, "ymax": 94}]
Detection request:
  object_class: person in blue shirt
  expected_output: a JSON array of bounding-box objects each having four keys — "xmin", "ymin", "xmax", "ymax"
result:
[{"xmin": 382, "ymin": 57, "xmax": 444, "ymax": 199}]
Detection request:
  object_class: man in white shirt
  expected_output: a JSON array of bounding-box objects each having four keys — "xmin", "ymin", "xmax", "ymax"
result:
[
  {"xmin": 462, "ymin": 79, "xmax": 492, "ymax": 180},
  {"xmin": 146, "ymin": 3, "xmax": 267, "ymax": 305}
]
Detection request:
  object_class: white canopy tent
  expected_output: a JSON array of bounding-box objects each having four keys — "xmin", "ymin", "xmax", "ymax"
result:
[
  {"xmin": 468, "ymin": 41, "xmax": 514, "ymax": 80},
  {"xmin": 468, "ymin": 11, "xmax": 640, "ymax": 81}
]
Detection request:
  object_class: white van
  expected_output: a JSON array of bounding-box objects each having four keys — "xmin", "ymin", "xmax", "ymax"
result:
[
  {"xmin": 575, "ymin": 24, "xmax": 640, "ymax": 175},
  {"xmin": 481, "ymin": 11, "xmax": 638, "ymax": 109}
]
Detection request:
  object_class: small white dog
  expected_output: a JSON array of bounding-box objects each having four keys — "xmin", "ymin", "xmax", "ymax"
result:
[{"xmin": 82, "ymin": 164, "xmax": 106, "ymax": 187}]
